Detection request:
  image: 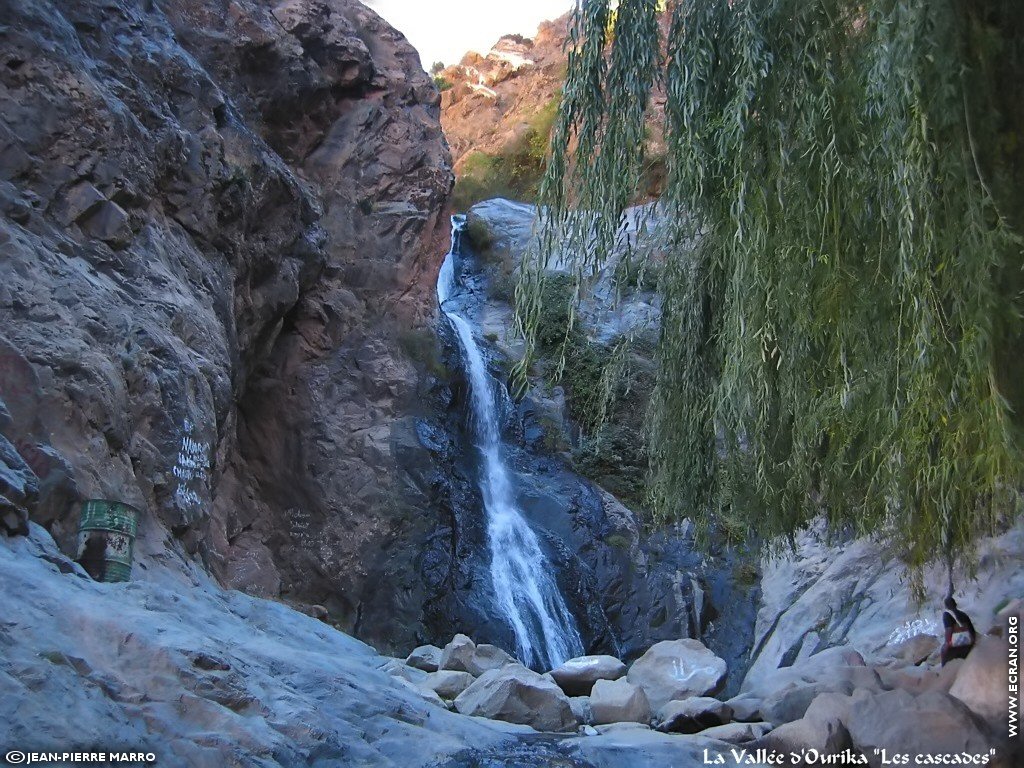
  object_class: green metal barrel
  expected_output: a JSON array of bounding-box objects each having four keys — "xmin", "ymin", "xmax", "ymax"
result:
[{"xmin": 76, "ymin": 500, "xmax": 140, "ymax": 583}]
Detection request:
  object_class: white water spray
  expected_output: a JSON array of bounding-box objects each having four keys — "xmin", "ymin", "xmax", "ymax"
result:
[{"xmin": 437, "ymin": 216, "xmax": 583, "ymax": 670}]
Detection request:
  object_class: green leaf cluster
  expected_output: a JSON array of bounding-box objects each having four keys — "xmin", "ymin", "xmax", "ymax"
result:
[{"xmin": 515, "ymin": 0, "xmax": 1024, "ymax": 578}]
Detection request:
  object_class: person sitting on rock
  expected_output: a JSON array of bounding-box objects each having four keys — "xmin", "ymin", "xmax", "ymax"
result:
[{"xmin": 940, "ymin": 596, "xmax": 976, "ymax": 665}]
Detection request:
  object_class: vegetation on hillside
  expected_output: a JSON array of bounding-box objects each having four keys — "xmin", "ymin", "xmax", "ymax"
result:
[
  {"xmin": 451, "ymin": 95, "xmax": 561, "ymax": 210},
  {"xmin": 515, "ymin": 0, "xmax": 1024, "ymax": 580}
]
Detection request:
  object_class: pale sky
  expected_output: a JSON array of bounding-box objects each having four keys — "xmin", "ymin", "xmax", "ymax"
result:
[{"xmin": 365, "ymin": 1, "xmax": 576, "ymax": 69}]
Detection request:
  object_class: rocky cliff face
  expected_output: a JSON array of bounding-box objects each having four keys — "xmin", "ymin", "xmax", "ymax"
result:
[
  {"xmin": 438, "ymin": 19, "xmax": 569, "ymax": 176},
  {"xmin": 438, "ymin": 13, "xmax": 669, "ymax": 208},
  {"xmin": 0, "ymin": 0, "xmax": 451, "ymax": 650}
]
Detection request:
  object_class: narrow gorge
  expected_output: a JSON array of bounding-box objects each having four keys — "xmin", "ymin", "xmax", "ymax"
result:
[{"xmin": 0, "ymin": 1, "xmax": 1021, "ymax": 766}]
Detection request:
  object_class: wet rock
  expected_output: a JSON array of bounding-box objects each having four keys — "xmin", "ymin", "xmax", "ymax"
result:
[
  {"xmin": 407, "ymin": 644, "xmax": 444, "ymax": 672},
  {"xmin": 656, "ymin": 697, "xmax": 733, "ymax": 734},
  {"xmin": 550, "ymin": 655, "xmax": 627, "ymax": 697},
  {"xmin": 592, "ymin": 722, "xmax": 653, "ymax": 736},
  {"xmin": 626, "ymin": 639, "xmax": 727, "ymax": 713},
  {"xmin": 453, "ymin": 664, "xmax": 576, "ymax": 732},
  {"xmin": 590, "ymin": 678, "xmax": 652, "ymax": 726},
  {"xmin": 422, "ymin": 670, "xmax": 475, "ymax": 700}
]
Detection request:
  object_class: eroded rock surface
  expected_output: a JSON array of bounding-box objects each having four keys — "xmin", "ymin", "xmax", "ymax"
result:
[{"xmin": 0, "ymin": 0, "xmax": 452, "ymax": 651}]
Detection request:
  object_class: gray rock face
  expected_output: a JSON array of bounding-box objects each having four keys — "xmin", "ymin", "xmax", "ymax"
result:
[
  {"xmin": 453, "ymin": 664, "xmax": 576, "ymax": 732},
  {"xmin": 656, "ymin": 697, "xmax": 733, "ymax": 734},
  {"xmin": 0, "ymin": 0, "xmax": 452, "ymax": 652},
  {"xmin": 550, "ymin": 655, "xmax": 628, "ymax": 696},
  {"xmin": 626, "ymin": 639, "xmax": 728, "ymax": 713},
  {"xmin": 0, "ymin": 525, "xmax": 523, "ymax": 765},
  {"xmin": 746, "ymin": 519, "xmax": 1024, "ymax": 694},
  {"xmin": 845, "ymin": 689, "xmax": 994, "ymax": 767},
  {"xmin": 949, "ymin": 635, "xmax": 1010, "ymax": 723},
  {"xmin": 589, "ymin": 678, "xmax": 652, "ymax": 725}
]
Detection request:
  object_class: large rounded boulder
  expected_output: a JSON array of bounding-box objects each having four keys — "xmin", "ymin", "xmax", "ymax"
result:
[
  {"xmin": 549, "ymin": 655, "xmax": 627, "ymax": 696},
  {"xmin": 589, "ymin": 678, "xmax": 652, "ymax": 725},
  {"xmin": 626, "ymin": 639, "xmax": 727, "ymax": 713},
  {"xmin": 453, "ymin": 664, "xmax": 576, "ymax": 732}
]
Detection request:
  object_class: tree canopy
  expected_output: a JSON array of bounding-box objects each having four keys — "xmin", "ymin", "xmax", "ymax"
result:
[{"xmin": 515, "ymin": 0, "xmax": 1024, "ymax": 577}]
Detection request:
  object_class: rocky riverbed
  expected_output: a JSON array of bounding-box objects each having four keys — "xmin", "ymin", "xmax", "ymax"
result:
[{"xmin": 3, "ymin": 521, "xmax": 1020, "ymax": 766}]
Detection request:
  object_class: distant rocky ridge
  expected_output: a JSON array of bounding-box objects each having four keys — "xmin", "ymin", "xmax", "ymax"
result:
[{"xmin": 438, "ymin": 12, "xmax": 669, "ymax": 208}]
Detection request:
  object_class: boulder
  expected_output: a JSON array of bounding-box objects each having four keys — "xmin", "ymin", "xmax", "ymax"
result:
[
  {"xmin": 593, "ymin": 722, "xmax": 653, "ymax": 735},
  {"xmin": 590, "ymin": 678, "xmax": 652, "ymax": 725},
  {"xmin": 845, "ymin": 689, "xmax": 992, "ymax": 767},
  {"xmin": 762, "ymin": 680, "xmax": 855, "ymax": 725},
  {"xmin": 440, "ymin": 634, "xmax": 477, "ymax": 673},
  {"xmin": 421, "ymin": 670, "xmax": 475, "ymax": 700},
  {"xmin": 877, "ymin": 658, "xmax": 963, "ymax": 696},
  {"xmin": 393, "ymin": 676, "xmax": 446, "ymax": 709},
  {"xmin": 700, "ymin": 722, "xmax": 773, "ymax": 744},
  {"xmin": 453, "ymin": 664, "xmax": 576, "ymax": 732},
  {"xmin": 406, "ymin": 644, "xmax": 443, "ymax": 672},
  {"xmin": 471, "ymin": 644, "xmax": 517, "ymax": 676},
  {"xmin": 626, "ymin": 639, "xmax": 727, "ymax": 712},
  {"xmin": 949, "ymin": 635, "xmax": 1009, "ymax": 723},
  {"xmin": 882, "ymin": 633, "xmax": 941, "ymax": 666},
  {"xmin": 803, "ymin": 691, "xmax": 853, "ymax": 732},
  {"xmin": 741, "ymin": 646, "xmax": 867, "ymax": 699},
  {"xmin": 550, "ymin": 655, "xmax": 627, "ymax": 696},
  {"xmin": 757, "ymin": 715, "xmax": 851, "ymax": 754},
  {"xmin": 570, "ymin": 696, "xmax": 594, "ymax": 726},
  {"xmin": 725, "ymin": 694, "xmax": 764, "ymax": 722},
  {"xmin": 380, "ymin": 657, "xmax": 427, "ymax": 684},
  {"xmin": 439, "ymin": 635, "xmax": 517, "ymax": 676},
  {"xmin": 656, "ymin": 697, "xmax": 733, "ymax": 734}
]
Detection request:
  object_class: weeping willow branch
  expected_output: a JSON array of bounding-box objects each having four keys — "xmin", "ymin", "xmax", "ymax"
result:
[{"xmin": 516, "ymin": 0, "xmax": 1024, "ymax": 572}]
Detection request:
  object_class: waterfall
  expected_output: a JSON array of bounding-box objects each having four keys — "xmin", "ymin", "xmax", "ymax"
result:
[{"xmin": 437, "ymin": 216, "xmax": 583, "ymax": 670}]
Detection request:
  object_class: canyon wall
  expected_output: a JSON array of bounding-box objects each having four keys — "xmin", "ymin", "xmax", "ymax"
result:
[{"xmin": 0, "ymin": 0, "xmax": 451, "ymax": 650}]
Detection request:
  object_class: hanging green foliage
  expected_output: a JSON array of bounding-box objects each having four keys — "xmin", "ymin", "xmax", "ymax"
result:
[{"xmin": 515, "ymin": 0, "xmax": 1024, "ymax": 577}]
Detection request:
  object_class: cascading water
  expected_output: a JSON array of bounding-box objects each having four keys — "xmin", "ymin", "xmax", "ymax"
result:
[{"xmin": 438, "ymin": 216, "xmax": 584, "ymax": 670}]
